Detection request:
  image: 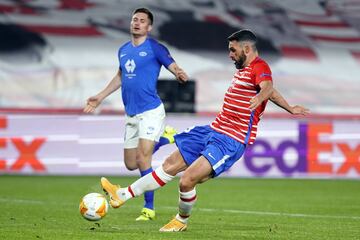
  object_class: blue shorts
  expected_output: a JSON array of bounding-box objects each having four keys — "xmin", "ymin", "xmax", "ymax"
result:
[{"xmin": 174, "ymin": 125, "xmax": 246, "ymax": 177}]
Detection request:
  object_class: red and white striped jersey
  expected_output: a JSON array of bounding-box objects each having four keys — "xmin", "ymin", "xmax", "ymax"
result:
[{"xmin": 211, "ymin": 57, "xmax": 272, "ymax": 144}]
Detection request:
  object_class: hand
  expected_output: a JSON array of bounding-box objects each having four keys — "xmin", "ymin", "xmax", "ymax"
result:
[
  {"xmin": 83, "ymin": 96, "xmax": 102, "ymax": 113},
  {"xmin": 291, "ymin": 105, "xmax": 310, "ymax": 115},
  {"xmin": 249, "ymin": 95, "xmax": 261, "ymax": 111},
  {"xmin": 176, "ymin": 67, "xmax": 188, "ymax": 84}
]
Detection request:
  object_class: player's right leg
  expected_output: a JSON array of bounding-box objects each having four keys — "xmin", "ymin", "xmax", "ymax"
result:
[
  {"xmin": 100, "ymin": 177, "xmax": 124, "ymax": 208},
  {"xmin": 160, "ymin": 156, "xmax": 213, "ymax": 232},
  {"xmin": 123, "ymin": 148, "xmax": 138, "ymax": 170},
  {"xmin": 102, "ymin": 114, "xmax": 139, "ymax": 208},
  {"xmin": 123, "ymin": 114, "xmax": 140, "ymax": 171},
  {"xmin": 101, "ymin": 149, "xmax": 187, "ymax": 208}
]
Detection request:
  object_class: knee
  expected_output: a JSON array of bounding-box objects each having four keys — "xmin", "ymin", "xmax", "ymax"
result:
[
  {"xmin": 179, "ymin": 175, "xmax": 197, "ymax": 192},
  {"xmin": 124, "ymin": 150, "xmax": 138, "ymax": 171},
  {"xmin": 124, "ymin": 161, "xmax": 138, "ymax": 171},
  {"xmin": 162, "ymin": 154, "xmax": 185, "ymax": 176},
  {"xmin": 162, "ymin": 156, "xmax": 173, "ymax": 174},
  {"xmin": 136, "ymin": 147, "xmax": 152, "ymax": 161},
  {"xmin": 135, "ymin": 153, "xmax": 152, "ymax": 170}
]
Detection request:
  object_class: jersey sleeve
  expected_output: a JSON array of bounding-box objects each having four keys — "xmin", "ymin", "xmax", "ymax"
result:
[
  {"xmin": 118, "ymin": 47, "xmax": 122, "ymax": 71},
  {"xmin": 150, "ymin": 39, "xmax": 175, "ymax": 68},
  {"xmin": 253, "ymin": 62, "xmax": 273, "ymax": 86}
]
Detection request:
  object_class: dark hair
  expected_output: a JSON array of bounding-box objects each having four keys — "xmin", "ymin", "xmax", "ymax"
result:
[
  {"xmin": 133, "ymin": 8, "xmax": 154, "ymax": 25},
  {"xmin": 227, "ymin": 29, "xmax": 257, "ymax": 43}
]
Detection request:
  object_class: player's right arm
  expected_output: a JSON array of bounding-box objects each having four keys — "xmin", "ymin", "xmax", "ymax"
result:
[
  {"xmin": 83, "ymin": 69, "xmax": 122, "ymax": 113},
  {"xmin": 270, "ymin": 88, "xmax": 309, "ymax": 115}
]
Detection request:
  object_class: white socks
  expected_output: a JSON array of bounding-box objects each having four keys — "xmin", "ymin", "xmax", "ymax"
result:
[
  {"xmin": 176, "ymin": 188, "xmax": 197, "ymax": 223},
  {"xmin": 116, "ymin": 166, "xmax": 174, "ymax": 202},
  {"xmin": 114, "ymin": 165, "xmax": 197, "ymax": 224}
]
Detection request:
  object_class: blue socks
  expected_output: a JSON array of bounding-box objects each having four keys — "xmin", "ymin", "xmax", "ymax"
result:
[
  {"xmin": 140, "ymin": 167, "xmax": 154, "ymax": 210},
  {"xmin": 153, "ymin": 136, "xmax": 170, "ymax": 154}
]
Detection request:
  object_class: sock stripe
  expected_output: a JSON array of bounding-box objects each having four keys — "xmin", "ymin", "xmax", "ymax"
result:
[
  {"xmin": 128, "ymin": 186, "xmax": 135, "ymax": 198},
  {"xmin": 180, "ymin": 195, "xmax": 197, "ymax": 202},
  {"xmin": 152, "ymin": 171, "xmax": 166, "ymax": 186},
  {"xmin": 179, "ymin": 214, "xmax": 190, "ymax": 219}
]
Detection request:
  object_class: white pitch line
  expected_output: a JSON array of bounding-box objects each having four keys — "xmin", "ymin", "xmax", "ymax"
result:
[
  {"xmin": 0, "ymin": 198, "xmax": 43, "ymax": 204},
  {"xmin": 1, "ymin": 198, "xmax": 359, "ymax": 221},
  {"xmin": 162, "ymin": 206, "xmax": 360, "ymax": 220}
]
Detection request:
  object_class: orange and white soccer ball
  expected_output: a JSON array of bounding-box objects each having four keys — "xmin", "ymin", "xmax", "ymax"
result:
[{"xmin": 79, "ymin": 193, "xmax": 108, "ymax": 221}]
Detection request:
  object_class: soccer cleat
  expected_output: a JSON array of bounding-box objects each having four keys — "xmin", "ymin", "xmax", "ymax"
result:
[
  {"xmin": 159, "ymin": 218, "xmax": 187, "ymax": 232},
  {"xmin": 135, "ymin": 207, "xmax": 156, "ymax": 221},
  {"xmin": 100, "ymin": 177, "xmax": 124, "ymax": 208},
  {"xmin": 162, "ymin": 125, "xmax": 177, "ymax": 144}
]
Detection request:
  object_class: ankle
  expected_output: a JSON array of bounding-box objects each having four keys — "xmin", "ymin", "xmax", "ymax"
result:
[
  {"xmin": 176, "ymin": 213, "xmax": 189, "ymax": 224},
  {"xmin": 116, "ymin": 187, "xmax": 133, "ymax": 201}
]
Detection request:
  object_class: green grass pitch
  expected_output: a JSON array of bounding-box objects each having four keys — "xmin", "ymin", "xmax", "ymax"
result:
[{"xmin": 0, "ymin": 175, "xmax": 359, "ymax": 240}]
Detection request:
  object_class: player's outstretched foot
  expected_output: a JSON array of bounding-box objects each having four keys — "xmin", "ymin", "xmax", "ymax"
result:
[
  {"xmin": 100, "ymin": 177, "xmax": 124, "ymax": 208},
  {"xmin": 135, "ymin": 207, "xmax": 156, "ymax": 221},
  {"xmin": 162, "ymin": 125, "xmax": 177, "ymax": 144},
  {"xmin": 159, "ymin": 218, "xmax": 187, "ymax": 232}
]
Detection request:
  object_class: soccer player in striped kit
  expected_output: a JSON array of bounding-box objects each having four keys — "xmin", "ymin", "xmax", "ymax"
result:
[
  {"xmin": 100, "ymin": 29, "xmax": 309, "ymax": 231},
  {"xmin": 84, "ymin": 8, "xmax": 188, "ymax": 221}
]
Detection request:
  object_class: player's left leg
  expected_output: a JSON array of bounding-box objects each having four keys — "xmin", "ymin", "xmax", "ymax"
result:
[
  {"xmin": 159, "ymin": 156, "xmax": 213, "ymax": 232},
  {"xmin": 101, "ymin": 149, "xmax": 187, "ymax": 208},
  {"xmin": 135, "ymin": 138, "xmax": 156, "ymax": 221},
  {"xmin": 160, "ymin": 129, "xmax": 247, "ymax": 232},
  {"xmin": 100, "ymin": 141, "xmax": 155, "ymax": 211},
  {"xmin": 153, "ymin": 125, "xmax": 177, "ymax": 154},
  {"xmin": 135, "ymin": 104, "xmax": 166, "ymax": 221}
]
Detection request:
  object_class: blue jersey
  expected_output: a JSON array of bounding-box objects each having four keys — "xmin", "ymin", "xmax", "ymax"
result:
[{"xmin": 118, "ymin": 38, "xmax": 175, "ymax": 116}]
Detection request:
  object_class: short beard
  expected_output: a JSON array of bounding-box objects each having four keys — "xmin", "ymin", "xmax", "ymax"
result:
[
  {"xmin": 234, "ymin": 54, "xmax": 246, "ymax": 69},
  {"xmin": 234, "ymin": 61, "xmax": 243, "ymax": 69}
]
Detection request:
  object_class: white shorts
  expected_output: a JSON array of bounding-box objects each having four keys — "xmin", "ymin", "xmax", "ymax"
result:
[{"xmin": 124, "ymin": 104, "xmax": 165, "ymax": 149}]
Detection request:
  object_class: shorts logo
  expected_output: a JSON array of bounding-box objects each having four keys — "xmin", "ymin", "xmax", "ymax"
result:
[
  {"xmin": 213, "ymin": 155, "xmax": 230, "ymax": 170},
  {"xmin": 146, "ymin": 126, "xmax": 155, "ymax": 135},
  {"xmin": 208, "ymin": 153, "xmax": 216, "ymax": 160}
]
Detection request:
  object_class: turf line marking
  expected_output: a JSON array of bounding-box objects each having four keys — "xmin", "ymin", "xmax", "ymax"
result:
[
  {"xmin": 2, "ymin": 197, "xmax": 359, "ymax": 221},
  {"xmin": 198, "ymin": 208, "xmax": 360, "ymax": 220},
  {"xmin": 0, "ymin": 198, "xmax": 43, "ymax": 204},
  {"xmin": 162, "ymin": 206, "xmax": 360, "ymax": 220}
]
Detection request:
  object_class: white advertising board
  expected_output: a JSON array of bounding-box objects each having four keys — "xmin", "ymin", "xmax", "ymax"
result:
[{"xmin": 1, "ymin": 115, "xmax": 359, "ymax": 178}]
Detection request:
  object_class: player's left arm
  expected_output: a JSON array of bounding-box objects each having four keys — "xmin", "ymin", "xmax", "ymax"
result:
[
  {"xmin": 151, "ymin": 40, "xmax": 189, "ymax": 83},
  {"xmin": 168, "ymin": 62, "xmax": 188, "ymax": 84},
  {"xmin": 270, "ymin": 88, "xmax": 310, "ymax": 115},
  {"xmin": 249, "ymin": 80, "xmax": 273, "ymax": 111}
]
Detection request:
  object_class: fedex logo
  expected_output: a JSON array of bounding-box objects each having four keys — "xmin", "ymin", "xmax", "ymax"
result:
[
  {"xmin": 244, "ymin": 123, "xmax": 360, "ymax": 176},
  {"xmin": 0, "ymin": 116, "xmax": 46, "ymax": 172}
]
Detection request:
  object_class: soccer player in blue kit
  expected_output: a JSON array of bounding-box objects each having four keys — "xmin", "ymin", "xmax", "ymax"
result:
[{"xmin": 84, "ymin": 8, "xmax": 188, "ymax": 221}]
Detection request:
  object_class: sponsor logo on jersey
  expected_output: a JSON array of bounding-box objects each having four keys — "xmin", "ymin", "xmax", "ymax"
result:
[{"xmin": 125, "ymin": 59, "xmax": 136, "ymax": 73}]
